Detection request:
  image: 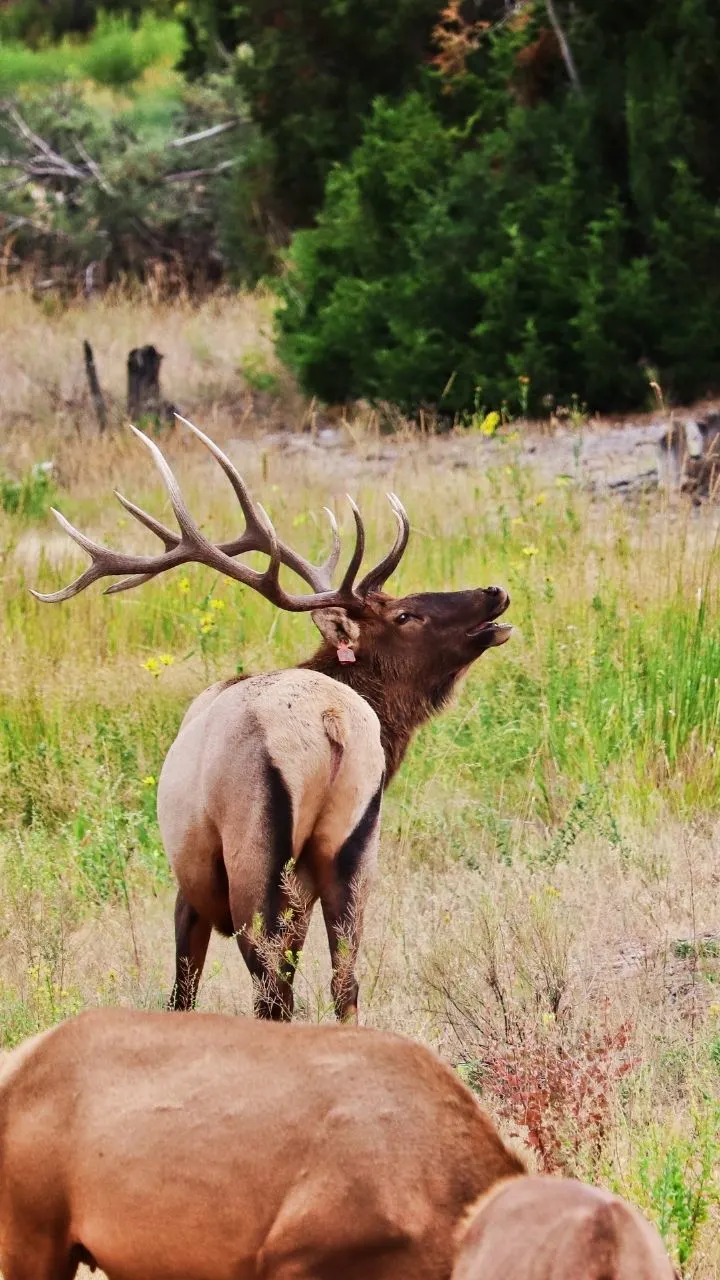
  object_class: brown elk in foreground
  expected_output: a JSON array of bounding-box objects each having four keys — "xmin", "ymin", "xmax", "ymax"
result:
[
  {"xmin": 0, "ymin": 1007, "xmax": 525, "ymax": 1280},
  {"xmin": 453, "ymin": 1176, "xmax": 677, "ymax": 1280},
  {"xmin": 33, "ymin": 418, "xmax": 511, "ymax": 1021}
]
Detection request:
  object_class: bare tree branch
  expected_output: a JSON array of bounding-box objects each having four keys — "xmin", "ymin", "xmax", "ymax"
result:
[
  {"xmin": 74, "ymin": 139, "xmax": 115, "ymax": 196},
  {"xmin": 544, "ymin": 0, "xmax": 583, "ymax": 94},
  {"xmin": 3, "ymin": 103, "xmax": 86, "ymax": 179},
  {"xmin": 164, "ymin": 159, "xmax": 237, "ymax": 183},
  {"xmin": 167, "ymin": 120, "xmax": 238, "ymax": 149}
]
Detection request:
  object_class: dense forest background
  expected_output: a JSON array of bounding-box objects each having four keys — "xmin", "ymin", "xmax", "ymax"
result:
[{"xmin": 1, "ymin": 0, "xmax": 718, "ymax": 416}]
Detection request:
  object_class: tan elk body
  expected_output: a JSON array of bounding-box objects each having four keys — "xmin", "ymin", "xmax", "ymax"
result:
[
  {"xmin": 0, "ymin": 1007, "xmax": 525, "ymax": 1280},
  {"xmin": 453, "ymin": 1176, "xmax": 677, "ymax": 1280},
  {"xmin": 34, "ymin": 418, "xmax": 511, "ymax": 1019}
]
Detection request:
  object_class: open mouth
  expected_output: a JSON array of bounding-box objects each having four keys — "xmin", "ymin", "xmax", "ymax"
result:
[{"xmin": 465, "ymin": 591, "xmax": 511, "ymax": 638}]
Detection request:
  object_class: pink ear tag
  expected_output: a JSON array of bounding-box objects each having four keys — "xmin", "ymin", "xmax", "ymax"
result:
[{"xmin": 337, "ymin": 641, "xmax": 356, "ymax": 664}]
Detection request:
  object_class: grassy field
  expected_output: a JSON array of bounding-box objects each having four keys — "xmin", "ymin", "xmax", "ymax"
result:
[{"xmin": 2, "ymin": 289, "xmax": 720, "ymax": 1275}]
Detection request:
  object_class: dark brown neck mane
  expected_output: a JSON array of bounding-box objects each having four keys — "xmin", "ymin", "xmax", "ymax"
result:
[{"xmin": 301, "ymin": 645, "xmax": 455, "ymax": 783}]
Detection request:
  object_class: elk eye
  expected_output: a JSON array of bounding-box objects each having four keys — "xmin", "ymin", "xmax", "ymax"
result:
[{"xmin": 395, "ymin": 612, "xmax": 415, "ymax": 625}]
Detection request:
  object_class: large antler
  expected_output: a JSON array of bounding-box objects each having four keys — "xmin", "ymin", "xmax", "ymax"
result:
[{"xmin": 30, "ymin": 416, "xmax": 410, "ymax": 610}]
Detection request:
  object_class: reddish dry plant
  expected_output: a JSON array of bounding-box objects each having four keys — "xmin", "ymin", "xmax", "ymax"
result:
[
  {"xmin": 482, "ymin": 1022, "xmax": 638, "ymax": 1174},
  {"xmin": 431, "ymin": 2, "xmax": 489, "ymax": 86}
]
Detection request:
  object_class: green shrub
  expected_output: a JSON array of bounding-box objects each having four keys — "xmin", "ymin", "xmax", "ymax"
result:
[
  {"xmin": 0, "ymin": 13, "xmax": 184, "ymax": 94},
  {"xmin": 0, "ymin": 463, "xmax": 56, "ymax": 521},
  {"xmin": 277, "ymin": 3, "xmax": 720, "ymax": 416},
  {"xmin": 82, "ymin": 13, "xmax": 184, "ymax": 89}
]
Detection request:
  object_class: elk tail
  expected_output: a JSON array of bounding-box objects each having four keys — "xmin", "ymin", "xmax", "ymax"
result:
[{"xmin": 322, "ymin": 709, "xmax": 345, "ymax": 787}]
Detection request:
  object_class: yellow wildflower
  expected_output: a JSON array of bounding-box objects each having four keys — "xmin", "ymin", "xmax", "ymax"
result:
[
  {"xmin": 178, "ymin": 577, "xmax": 191, "ymax": 594},
  {"xmin": 159, "ymin": 653, "xmax": 174, "ymax": 666},
  {"xmin": 142, "ymin": 775, "xmax": 156, "ymax": 787},
  {"xmin": 478, "ymin": 410, "xmax": 500, "ymax": 437},
  {"xmin": 521, "ymin": 545, "xmax": 539, "ymax": 557},
  {"xmin": 534, "ymin": 492, "xmax": 547, "ymax": 505},
  {"xmin": 210, "ymin": 598, "xmax": 226, "ymax": 612},
  {"xmin": 142, "ymin": 657, "xmax": 160, "ymax": 676}
]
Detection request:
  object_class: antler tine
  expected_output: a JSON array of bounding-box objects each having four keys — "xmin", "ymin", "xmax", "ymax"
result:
[
  {"xmin": 356, "ymin": 493, "xmax": 410, "ymax": 597},
  {"xmin": 114, "ymin": 491, "xmax": 179, "ymax": 551},
  {"xmin": 338, "ymin": 498, "xmax": 366, "ymax": 596},
  {"xmin": 29, "ymin": 554, "xmax": 114, "ymax": 605},
  {"xmin": 130, "ymin": 426, "xmax": 204, "ymax": 544},
  {"xmin": 320, "ymin": 506, "xmax": 342, "ymax": 584},
  {"xmin": 105, "ymin": 491, "xmax": 180, "ymax": 594},
  {"xmin": 175, "ymin": 413, "xmax": 267, "ymax": 546},
  {"xmin": 176, "ymin": 413, "xmax": 341, "ymax": 591}
]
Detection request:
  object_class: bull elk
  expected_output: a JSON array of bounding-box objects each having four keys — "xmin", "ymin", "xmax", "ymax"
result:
[
  {"xmin": 0, "ymin": 1007, "xmax": 525, "ymax": 1280},
  {"xmin": 453, "ymin": 1176, "xmax": 677, "ymax": 1280},
  {"xmin": 32, "ymin": 418, "xmax": 511, "ymax": 1021}
]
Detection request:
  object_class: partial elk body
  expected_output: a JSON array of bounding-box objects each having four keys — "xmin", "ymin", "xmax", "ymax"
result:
[
  {"xmin": 453, "ymin": 1176, "xmax": 677, "ymax": 1280},
  {"xmin": 33, "ymin": 418, "xmax": 511, "ymax": 1020},
  {"xmin": 0, "ymin": 1008, "xmax": 525, "ymax": 1280}
]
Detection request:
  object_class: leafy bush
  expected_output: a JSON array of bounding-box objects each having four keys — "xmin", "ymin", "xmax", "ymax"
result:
[
  {"xmin": 0, "ymin": 463, "xmax": 56, "ymax": 521},
  {"xmin": 82, "ymin": 12, "xmax": 184, "ymax": 89},
  {"xmin": 615, "ymin": 1100, "xmax": 720, "ymax": 1272},
  {"xmin": 179, "ymin": 0, "xmax": 441, "ymax": 228},
  {"xmin": 277, "ymin": 3, "xmax": 720, "ymax": 416}
]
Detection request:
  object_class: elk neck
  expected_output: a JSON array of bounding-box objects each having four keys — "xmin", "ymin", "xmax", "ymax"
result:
[{"xmin": 301, "ymin": 645, "xmax": 451, "ymax": 783}]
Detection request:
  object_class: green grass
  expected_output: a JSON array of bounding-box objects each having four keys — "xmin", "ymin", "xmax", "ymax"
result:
[{"xmin": 0, "ymin": 12, "xmax": 184, "ymax": 94}]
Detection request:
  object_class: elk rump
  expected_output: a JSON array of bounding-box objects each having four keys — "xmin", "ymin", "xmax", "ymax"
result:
[
  {"xmin": 453, "ymin": 1176, "xmax": 677, "ymax": 1279},
  {"xmin": 0, "ymin": 1007, "xmax": 525, "ymax": 1280}
]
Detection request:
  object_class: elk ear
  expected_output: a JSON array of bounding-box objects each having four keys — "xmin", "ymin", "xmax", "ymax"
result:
[{"xmin": 311, "ymin": 607, "xmax": 361, "ymax": 661}]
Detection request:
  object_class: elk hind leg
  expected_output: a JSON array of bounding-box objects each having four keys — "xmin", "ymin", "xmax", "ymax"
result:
[
  {"xmin": 230, "ymin": 757, "xmax": 314, "ymax": 1022},
  {"xmin": 318, "ymin": 785, "xmax": 382, "ymax": 1023},
  {"xmin": 168, "ymin": 888, "xmax": 212, "ymax": 1011},
  {"xmin": 237, "ymin": 879, "xmax": 313, "ymax": 1023}
]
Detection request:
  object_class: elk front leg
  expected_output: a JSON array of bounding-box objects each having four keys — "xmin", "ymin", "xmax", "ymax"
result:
[{"xmin": 168, "ymin": 889, "xmax": 212, "ymax": 1011}]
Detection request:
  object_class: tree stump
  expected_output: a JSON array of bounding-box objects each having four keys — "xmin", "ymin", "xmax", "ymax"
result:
[
  {"xmin": 127, "ymin": 345, "xmax": 164, "ymax": 422},
  {"xmin": 83, "ymin": 339, "xmax": 108, "ymax": 432},
  {"xmin": 658, "ymin": 411, "xmax": 720, "ymax": 500}
]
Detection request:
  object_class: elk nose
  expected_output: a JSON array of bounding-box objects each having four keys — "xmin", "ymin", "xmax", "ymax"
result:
[{"xmin": 485, "ymin": 585, "xmax": 503, "ymax": 596}]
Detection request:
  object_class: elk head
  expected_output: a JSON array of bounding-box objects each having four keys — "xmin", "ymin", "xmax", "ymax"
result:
[
  {"xmin": 311, "ymin": 585, "xmax": 510, "ymax": 701},
  {"xmin": 32, "ymin": 416, "xmax": 511, "ymax": 775}
]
